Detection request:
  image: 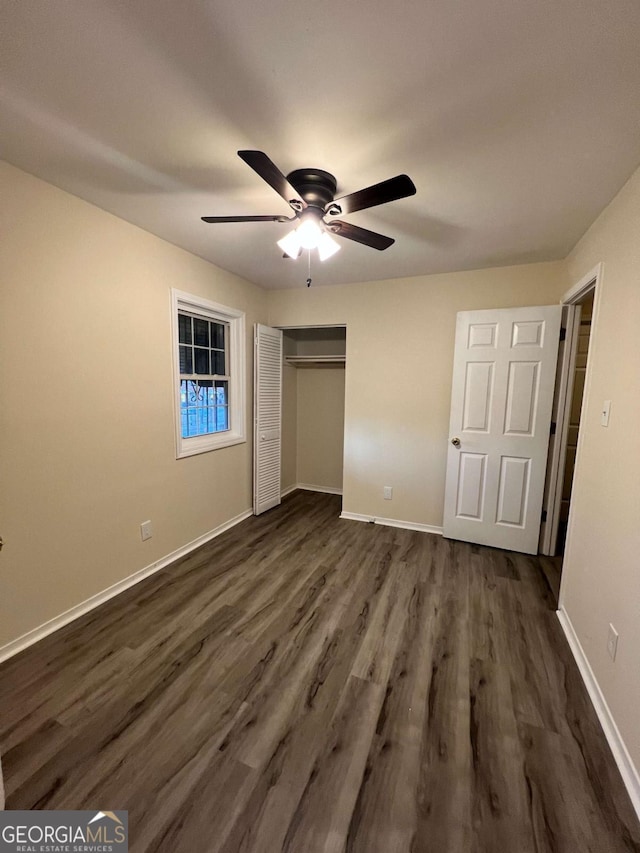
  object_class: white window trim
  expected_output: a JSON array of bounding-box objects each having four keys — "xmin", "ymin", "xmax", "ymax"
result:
[{"xmin": 171, "ymin": 288, "xmax": 246, "ymax": 458}]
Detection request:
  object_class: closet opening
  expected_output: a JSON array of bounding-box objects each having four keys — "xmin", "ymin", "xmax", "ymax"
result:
[{"xmin": 280, "ymin": 326, "xmax": 347, "ymax": 510}]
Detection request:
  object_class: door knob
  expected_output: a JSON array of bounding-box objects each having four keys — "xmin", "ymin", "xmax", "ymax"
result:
[{"xmin": 451, "ymin": 437, "xmax": 461, "ymax": 448}]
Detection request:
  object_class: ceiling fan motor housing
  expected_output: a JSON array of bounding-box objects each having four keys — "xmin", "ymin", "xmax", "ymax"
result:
[{"xmin": 287, "ymin": 168, "xmax": 337, "ymax": 210}]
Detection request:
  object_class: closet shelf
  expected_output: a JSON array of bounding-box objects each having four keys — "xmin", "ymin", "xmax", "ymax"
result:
[{"xmin": 285, "ymin": 355, "xmax": 346, "ymax": 367}]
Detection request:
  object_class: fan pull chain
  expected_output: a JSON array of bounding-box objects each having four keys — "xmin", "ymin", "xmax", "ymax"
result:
[{"xmin": 306, "ymin": 249, "xmax": 312, "ymax": 287}]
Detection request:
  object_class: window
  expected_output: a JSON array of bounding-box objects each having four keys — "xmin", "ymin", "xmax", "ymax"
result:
[
  {"xmin": 171, "ymin": 289, "xmax": 245, "ymax": 457},
  {"xmin": 178, "ymin": 313, "xmax": 229, "ymax": 437}
]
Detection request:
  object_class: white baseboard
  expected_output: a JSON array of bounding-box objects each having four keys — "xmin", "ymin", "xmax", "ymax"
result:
[
  {"xmin": 340, "ymin": 510, "xmax": 443, "ymax": 536},
  {"xmin": 280, "ymin": 484, "xmax": 299, "ymax": 498},
  {"xmin": 297, "ymin": 483, "xmax": 343, "ymax": 496},
  {"xmin": 557, "ymin": 606, "xmax": 640, "ymax": 821},
  {"xmin": 0, "ymin": 508, "xmax": 254, "ymax": 664},
  {"xmin": 282, "ymin": 483, "xmax": 343, "ymax": 497}
]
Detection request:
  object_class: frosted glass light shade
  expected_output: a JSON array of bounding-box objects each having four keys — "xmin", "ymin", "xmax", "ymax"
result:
[
  {"xmin": 296, "ymin": 217, "xmax": 323, "ymax": 249},
  {"xmin": 277, "ymin": 230, "xmax": 302, "ymax": 259},
  {"xmin": 317, "ymin": 232, "xmax": 341, "ymax": 261}
]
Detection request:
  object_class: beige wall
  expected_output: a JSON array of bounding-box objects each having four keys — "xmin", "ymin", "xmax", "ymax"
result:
[
  {"xmin": 0, "ymin": 162, "xmax": 267, "ymax": 648},
  {"xmin": 561, "ymin": 165, "xmax": 640, "ymax": 773},
  {"xmin": 268, "ymin": 262, "xmax": 567, "ymax": 526},
  {"xmin": 296, "ymin": 367, "xmax": 345, "ymax": 491}
]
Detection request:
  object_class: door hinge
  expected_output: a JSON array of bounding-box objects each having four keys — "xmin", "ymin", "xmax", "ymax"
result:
[
  {"xmin": 559, "ymin": 327, "xmax": 567, "ymax": 341},
  {"xmin": 541, "ymin": 509, "xmax": 547, "ymax": 522},
  {"xmin": 550, "ymin": 421, "xmax": 556, "ymax": 435}
]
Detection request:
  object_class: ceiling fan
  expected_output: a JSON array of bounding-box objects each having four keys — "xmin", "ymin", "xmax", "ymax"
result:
[{"xmin": 201, "ymin": 150, "xmax": 416, "ymax": 261}]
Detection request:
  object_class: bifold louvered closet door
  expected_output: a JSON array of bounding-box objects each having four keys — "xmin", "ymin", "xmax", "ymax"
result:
[{"xmin": 253, "ymin": 324, "xmax": 283, "ymax": 515}]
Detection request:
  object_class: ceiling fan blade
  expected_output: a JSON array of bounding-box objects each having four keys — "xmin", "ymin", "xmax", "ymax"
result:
[
  {"xmin": 329, "ymin": 220, "xmax": 395, "ymax": 250},
  {"xmin": 328, "ymin": 174, "xmax": 416, "ymax": 216},
  {"xmin": 201, "ymin": 214, "xmax": 292, "ymax": 223},
  {"xmin": 238, "ymin": 150, "xmax": 307, "ymax": 210}
]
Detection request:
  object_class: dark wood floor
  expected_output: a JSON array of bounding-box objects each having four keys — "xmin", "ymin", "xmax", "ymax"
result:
[{"xmin": 1, "ymin": 491, "xmax": 638, "ymax": 852}]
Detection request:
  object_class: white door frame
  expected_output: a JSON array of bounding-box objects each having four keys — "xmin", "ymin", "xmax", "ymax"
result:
[{"xmin": 540, "ymin": 263, "xmax": 603, "ymax": 557}]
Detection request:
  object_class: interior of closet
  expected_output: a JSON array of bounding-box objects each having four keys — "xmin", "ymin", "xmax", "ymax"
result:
[{"xmin": 280, "ymin": 327, "xmax": 346, "ymax": 499}]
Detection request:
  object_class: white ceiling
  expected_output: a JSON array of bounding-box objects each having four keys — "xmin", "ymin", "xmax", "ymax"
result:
[{"xmin": 2, "ymin": 0, "xmax": 640, "ymax": 289}]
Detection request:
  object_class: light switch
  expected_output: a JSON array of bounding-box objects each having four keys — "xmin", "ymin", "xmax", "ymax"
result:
[{"xmin": 601, "ymin": 400, "xmax": 611, "ymax": 427}]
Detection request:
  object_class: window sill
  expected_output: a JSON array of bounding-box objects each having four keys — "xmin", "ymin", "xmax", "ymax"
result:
[{"xmin": 177, "ymin": 431, "xmax": 246, "ymax": 458}]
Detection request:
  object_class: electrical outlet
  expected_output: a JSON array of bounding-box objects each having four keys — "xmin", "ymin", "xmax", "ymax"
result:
[
  {"xmin": 607, "ymin": 623, "xmax": 619, "ymax": 661},
  {"xmin": 383, "ymin": 486, "xmax": 393, "ymax": 500},
  {"xmin": 140, "ymin": 520, "xmax": 153, "ymax": 542}
]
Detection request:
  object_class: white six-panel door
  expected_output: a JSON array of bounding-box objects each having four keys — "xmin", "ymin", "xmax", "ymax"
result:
[
  {"xmin": 253, "ymin": 324, "xmax": 283, "ymax": 515},
  {"xmin": 443, "ymin": 305, "xmax": 562, "ymax": 554}
]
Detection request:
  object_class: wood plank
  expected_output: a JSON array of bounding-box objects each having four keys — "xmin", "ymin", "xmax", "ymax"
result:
[{"xmin": 282, "ymin": 675, "xmax": 386, "ymax": 853}]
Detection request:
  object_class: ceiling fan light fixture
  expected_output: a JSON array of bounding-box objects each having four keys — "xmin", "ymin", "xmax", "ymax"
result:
[
  {"xmin": 317, "ymin": 231, "xmax": 341, "ymax": 261},
  {"xmin": 277, "ymin": 229, "xmax": 302, "ymax": 259},
  {"xmin": 204, "ymin": 151, "xmax": 416, "ymax": 271}
]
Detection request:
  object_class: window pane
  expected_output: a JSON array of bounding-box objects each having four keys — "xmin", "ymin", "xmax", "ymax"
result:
[
  {"xmin": 178, "ymin": 314, "xmax": 192, "ymax": 344},
  {"xmin": 179, "ymin": 345, "xmax": 192, "ymax": 374},
  {"xmin": 194, "ymin": 348, "xmax": 209, "ymax": 374},
  {"xmin": 216, "ymin": 406, "xmax": 229, "ymax": 430},
  {"xmin": 182, "ymin": 380, "xmax": 198, "ymax": 407},
  {"xmin": 212, "ymin": 351, "xmax": 226, "ymax": 376},
  {"xmin": 194, "ymin": 318, "xmax": 209, "ymax": 347},
  {"xmin": 197, "ymin": 407, "xmax": 208, "ymax": 435},
  {"xmin": 215, "ymin": 381, "xmax": 228, "ymax": 405},
  {"xmin": 211, "ymin": 322, "xmax": 226, "ymax": 349}
]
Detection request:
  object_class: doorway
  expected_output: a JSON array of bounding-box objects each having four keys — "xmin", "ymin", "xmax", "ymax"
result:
[
  {"xmin": 557, "ymin": 290, "xmax": 594, "ymax": 554},
  {"xmin": 280, "ymin": 326, "xmax": 347, "ymax": 505},
  {"xmin": 538, "ymin": 265, "xmax": 601, "ymax": 596}
]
